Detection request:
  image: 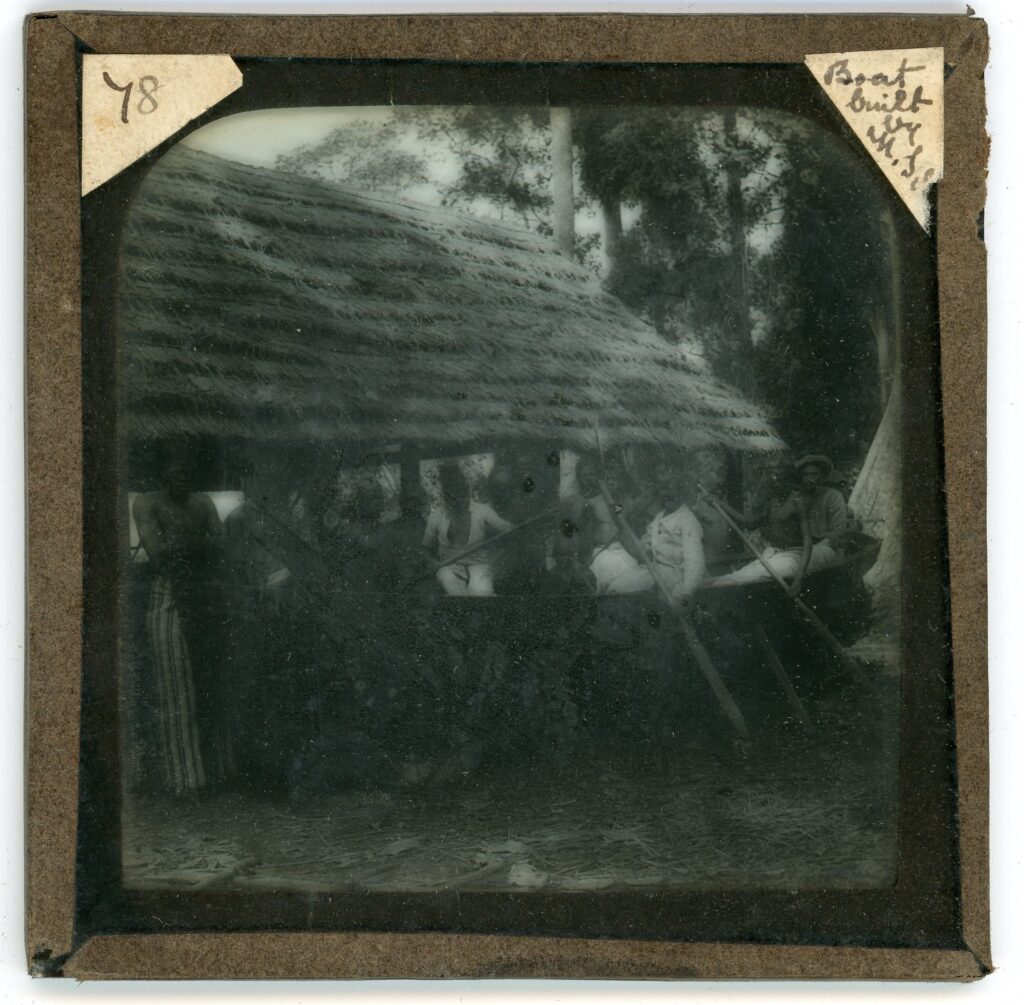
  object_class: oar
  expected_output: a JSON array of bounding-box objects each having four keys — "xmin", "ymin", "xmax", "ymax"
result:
[
  {"xmin": 700, "ymin": 491, "xmax": 871, "ymax": 690},
  {"xmin": 432, "ymin": 503, "xmax": 559, "ymax": 572},
  {"xmin": 227, "ymin": 514, "xmax": 345, "ymax": 647},
  {"xmin": 754, "ymin": 623, "xmax": 811, "ymax": 727},
  {"xmin": 597, "ymin": 480, "xmax": 750, "ymax": 740}
]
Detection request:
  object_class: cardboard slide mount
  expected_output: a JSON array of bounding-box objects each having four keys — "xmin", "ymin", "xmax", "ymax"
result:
[{"xmin": 25, "ymin": 12, "xmax": 989, "ymax": 981}]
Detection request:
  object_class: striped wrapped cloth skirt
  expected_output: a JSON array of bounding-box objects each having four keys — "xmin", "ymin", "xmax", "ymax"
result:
[{"xmin": 145, "ymin": 576, "xmax": 206, "ymax": 794}]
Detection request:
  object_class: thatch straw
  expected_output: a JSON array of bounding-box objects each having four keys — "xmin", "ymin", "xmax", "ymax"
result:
[{"xmin": 117, "ymin": 145, "xmax": 783, "ymax": 452}]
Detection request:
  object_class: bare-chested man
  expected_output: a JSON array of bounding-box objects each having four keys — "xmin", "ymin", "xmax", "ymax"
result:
[
  {"xmin": 706, "ymin": 459, "xmax": 814, "ymax": 595},
  {"xmin": 562, "ymin": 456, "xmax": 653, "ymax": 593},
  {"xmin": 133, "ymin": 455, "xmax": 224, "ymax": 795}
]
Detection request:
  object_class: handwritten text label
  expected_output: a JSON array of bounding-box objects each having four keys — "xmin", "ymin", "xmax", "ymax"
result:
[{"xmin": 805, "ymin": 48, "xmax": 944, "ymax": 229}]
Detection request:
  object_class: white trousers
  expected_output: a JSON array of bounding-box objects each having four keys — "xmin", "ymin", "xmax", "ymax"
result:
[
  {"xmin": 437, "ymin": 561, "xmax": 495, "ymax": 597},
  {"xmin": 590, "ymin": 543, "xmax": 652, "ymax": 595},
  {"xmin": 708, "ymin": 541, "xmax": 838, "ymax": 588}
]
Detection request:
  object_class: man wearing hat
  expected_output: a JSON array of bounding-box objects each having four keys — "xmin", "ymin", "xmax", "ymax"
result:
[
  {"xmin": 707, "ymin": 453, "xmax": 847, "ymax": 590},
  {"xmin": 794, "ymin": 454, "xmax": 849, "ymax": 566}
]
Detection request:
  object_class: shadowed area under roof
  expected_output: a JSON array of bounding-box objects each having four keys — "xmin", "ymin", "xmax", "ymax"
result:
[{"xmin": 117, "ymin": 145, "xmax": 784, "ymax": 453}]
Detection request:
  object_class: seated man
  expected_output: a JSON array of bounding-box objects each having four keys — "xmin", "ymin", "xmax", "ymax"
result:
[
  {"xmin": 688, "ymin": 448, "xmax": 736, "ymax": 572},
  {"xmin": 423, "ymin": 461, "xmax": 513, "ymax": 597},
  {"xmin": 708, "ymin": 454, "xmax": 845, "ymax": 592},
  {"xmin": 599, "ymin": 461, "xmax": 706, "ymax": 611},
  {"xmin": 795, "ymin": 453, "xmax": 850, "ymax": 560},
  {"xmin": 568, "ymin": 457, "xmax": 637, "ymax": 592}
]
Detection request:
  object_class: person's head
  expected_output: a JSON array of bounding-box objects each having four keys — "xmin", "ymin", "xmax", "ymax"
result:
[
  {"xmin": 605, "ymin": 460, "xmax": 635, "ymax": 499},
  {"xmin": 795, "ymin": 454, "xmax": 833, "ymax": 492},
  {"xmin": 652, "ymin": 461, "xmax": 692, "ymax": 505},
  {"xmin": 574, "ymin": 456, "xmax": 600, "ymax": 497},
  {"xmin": 438, "ymin": 461, "xmax": 470, "ymax": 510},
  {"xmin": 353, "ymin": 480, "xmax": 384, "ymax": 522},
  {"xmin": 768, "ymin": 458, "xmax": 797, "ymax": 496},
  {"xmin": 693, "ymin": 449, "xmax": 726, "ymax": 496},
  {"xmin": 161, "ymin": 455, "xmax": 190, "ymax": 502}
]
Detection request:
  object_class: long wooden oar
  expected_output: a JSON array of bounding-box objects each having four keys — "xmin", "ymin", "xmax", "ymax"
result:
[
  {"xmin": 432, "ymin": 503, "xmax": 559, "ymax": 572},
  {"xmin": 754, "ymin": 623, "xmax": 811, "ymax": 727},
  {"xmin": 597, "ymin": 481, "xmax": 749, "ymax": 740},
  {"xmin": 701, "ymin": 493, "xmax": 871, "ymax": 689}
]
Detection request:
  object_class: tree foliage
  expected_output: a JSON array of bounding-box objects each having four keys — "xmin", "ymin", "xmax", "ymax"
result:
[
  {"xmin": 274, "ymin": 105, "xmax": 893, "ymax": 467},
  {"xmin": 275, "ymin": 119, "xmax": 430, "ymax": 195},
  {"xmin": 403, "ymin": 107, "xmax": 554, "ymax": 230},
  {"xmin": 575, "ymin": 107, "xmax": 889, "ymax": 465}
]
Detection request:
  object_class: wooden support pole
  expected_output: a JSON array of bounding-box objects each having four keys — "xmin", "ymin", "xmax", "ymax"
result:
[
  {"xmin": 597, "ymin": 479, "xmax": 750, "ymax": 740},
  {"xmin": 432, "ymin": 504, "xmax": 558, "ymax": 572},
  {"xmin": 678, "ymin": 616, "xmax": 751, "ymax": 740},
  {"xmin": 702, "ymin": 492, "xmax": 872, "ymax": 691},
  {"xmin": 754, "ymin": 622, "xmax": 811, "ymax": 727}
]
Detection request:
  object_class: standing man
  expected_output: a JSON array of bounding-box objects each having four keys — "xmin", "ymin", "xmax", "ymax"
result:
[{"xmin": 133, "ymin": 452, "xmax": 226, "ymax": 796}]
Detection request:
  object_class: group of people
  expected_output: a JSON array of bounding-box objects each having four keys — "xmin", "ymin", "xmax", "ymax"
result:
[
  {"xmin": 555, "ymin": 451, "xmax": 851, "ymax": 611},
  {"xmin": 130, "ymin": 445, "xmax": 853, "ymax": 795}
]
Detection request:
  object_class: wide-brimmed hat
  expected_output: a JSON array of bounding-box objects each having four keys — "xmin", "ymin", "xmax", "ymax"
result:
[{"xmin": 794, "ymin": 454, "xmax": 834, "ymax": 477}]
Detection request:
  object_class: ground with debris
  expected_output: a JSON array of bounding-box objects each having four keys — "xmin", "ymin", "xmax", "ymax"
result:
[{"xmin": 123, "ymin": 669, "xmax": 899, "ymax": 894}]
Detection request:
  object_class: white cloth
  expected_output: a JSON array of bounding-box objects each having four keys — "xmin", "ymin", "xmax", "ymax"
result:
[
  {"xmin": 590, "ymin": 542, "xmax": 641, "ymax": 593},
  {"xmin": 708, "ymin": 540, "xmax": 837, "ymax": 588},
  {"xmin": 422, "ymin": 501, "xmax": 512, "ymax": 560},
  {"xmin": 423, "ymin": 501, "xmax": 512, "ymax": 597},
  {"xmin": 436, "ymin": 561, "xmax": 495, "ymax": 597},
  {"xmin": 598, "ymin": 506, "xmax": 705, "ymax": 605}
]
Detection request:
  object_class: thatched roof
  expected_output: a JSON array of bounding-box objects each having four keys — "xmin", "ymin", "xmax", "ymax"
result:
[{"xmin": 117, "ymin": 145, "xmax": 782, "ymax": 452}]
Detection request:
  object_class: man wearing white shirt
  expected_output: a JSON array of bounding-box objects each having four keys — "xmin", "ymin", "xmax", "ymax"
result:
[{"xmin": 601, "ymin": 461, "xmax": 706, "ymax": 610}]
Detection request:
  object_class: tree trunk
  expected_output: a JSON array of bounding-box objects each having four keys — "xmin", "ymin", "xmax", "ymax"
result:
[
  {"xmin": 722, "ymin": 109, "xmax": 755, "ymax": 396},
  {"xmin": 722, "ymin": 110, "xmax": 757, "ymax": 507},
  {"xmin": 870, "ymin": 307, "xmax": 893, "ymax": 414},
  {"xmin": 601, "ymin": 196, "xmax": 623, "ymax": 280},
  {"xmin": 876, "ymin": 206, "xmax": 903, "ymax": 413},
  {"xmin": 549, "ymin": 107, "xmax": 575, "ymax": 259}
]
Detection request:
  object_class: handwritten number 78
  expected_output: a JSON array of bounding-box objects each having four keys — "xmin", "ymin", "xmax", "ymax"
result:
[{"xmin": 102, "ymin": 72, "xmax": 160, "ymax": 123}]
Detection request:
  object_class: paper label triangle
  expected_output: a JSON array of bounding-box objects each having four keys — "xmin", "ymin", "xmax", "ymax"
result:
[
  {"xmin": 805, "ymin": 48, "xmax": 943, "ymax": 230},
  {"xmin": 82, "ymin": 55, "xmax": 242, "ymax": 195}
]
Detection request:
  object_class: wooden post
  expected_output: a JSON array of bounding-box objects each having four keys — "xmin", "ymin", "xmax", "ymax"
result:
[
  {"xmin": 400, "ymin": 441, "xmax": 420, "ymax": 515},
  {"xmin": 549, "ymin": 106, "xmax": 575, "ymax": 259}
]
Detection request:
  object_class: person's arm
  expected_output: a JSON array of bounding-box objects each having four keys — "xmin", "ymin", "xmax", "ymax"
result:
[
  {"xmin": 553, "ymin": 496, "xmax": 587, "ymax": 574},
  {"xmin": 133, "ymin": 494, "xmax": 170, "ymax": 570},
  {"xmin": 420, "ymin": 509, "xmax": 439, "ymax": 553},
  {"xmin": 196, "ymin": 494, "xmax": 226, "ymax": 583},
  {"xmin": 619, "ymin": 517, "xmax": 649, "ymax": 564},
  {"xmin": 675, "ymin": 511, "xmax": 706, "ymax": 603},
  {"xmin": 621, "ymin": 489, "xmax": 654, "ymax": 533},
  {"xmin": 482, "ymin": 503, "xmax": 514, "ymax": 536},
  {"xmin": 791, "ymin": 495, "xmax": 812, "ymax": 597},
  {"xmin": 823, "ymin": 489, "xmax": 849, "ymax": 548},
  {"xmin": 702, "ymin": 492, "xmax": 760, "ymax": 529},
  {"xmin": 198, "ymin": 494, "xmax": 223, "ymax": 549}
]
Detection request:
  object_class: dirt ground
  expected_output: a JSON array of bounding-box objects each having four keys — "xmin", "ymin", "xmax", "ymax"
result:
[{"xmin": 122, "ymin": 666, "xmax": 900, "ymax": 895}]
